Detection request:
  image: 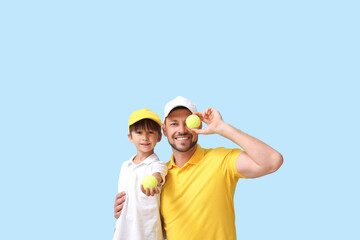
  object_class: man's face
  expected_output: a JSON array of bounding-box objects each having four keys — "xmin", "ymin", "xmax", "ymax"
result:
[{"xmin": 163, "ymin": 108, "xmax": 198, "ymax": 153}]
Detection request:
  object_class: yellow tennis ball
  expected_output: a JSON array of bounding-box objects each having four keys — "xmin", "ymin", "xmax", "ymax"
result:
[
  {"xmin": 142, "ymin": 175, "xmax": 158, "ymax": 189},
  {"xmin": 186, "ymin": 114, "xmax": 201, "ymax": 129}
]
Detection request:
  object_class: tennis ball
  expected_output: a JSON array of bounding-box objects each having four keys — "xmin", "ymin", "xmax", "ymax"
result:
[
  {"xmin": 186, "ymin": 114, "xmax": 201, "ymax": 129},
  {"xmin": 142, "ymin": 175, "xmax": 158, "ymax": 189}
]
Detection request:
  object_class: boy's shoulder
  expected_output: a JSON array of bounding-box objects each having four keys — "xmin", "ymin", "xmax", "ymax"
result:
[
  {"xmin": 121, "ymin": 153, "xmax": 163, "ymax": 166},
  {"xmin": 120, "ymin": 154, "xmax": 136, "ymax": 167},
  {"xmin": 140, "ymin": 153, "xmax": 167, "ymax": 168},
  {"xmin": 144, "ymin": 153, "xmax": 161, "ymax": 163}
]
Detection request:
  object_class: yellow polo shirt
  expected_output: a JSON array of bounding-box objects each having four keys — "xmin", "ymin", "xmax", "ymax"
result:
[{"xmin": 160, "ymin": 145, "xmax": 245, "ymax": 240}]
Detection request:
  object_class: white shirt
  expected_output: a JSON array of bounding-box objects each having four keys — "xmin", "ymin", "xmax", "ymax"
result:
[{"xmin": 113, "ymin": 153, "xmax": 168, "ymax": 240}]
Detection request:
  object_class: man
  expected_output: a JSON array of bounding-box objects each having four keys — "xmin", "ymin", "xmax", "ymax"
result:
[{"xmin": 114, "ymin": 96, "xmax": 283, "ymax": 240}]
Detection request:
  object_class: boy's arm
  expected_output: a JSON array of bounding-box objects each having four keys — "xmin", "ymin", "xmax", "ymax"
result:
[
  {"xmin": 152, "ymin": 172, "xmax": 163, "ymax": 185},
  {"xmin": 153, "ymin": 161, "xmax": 168, "ymax": 186}
]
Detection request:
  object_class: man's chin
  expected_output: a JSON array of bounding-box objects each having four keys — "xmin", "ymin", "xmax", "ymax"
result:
[{"xmin": 169, "ymin": 141, "xmax": 197, "ymax": 153}]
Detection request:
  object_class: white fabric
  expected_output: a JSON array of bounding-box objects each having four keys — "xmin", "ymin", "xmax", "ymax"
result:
[
  {"xmin": 113, "ymin": 153, "xmax": 167, "ymax": 240},
  {"xmin": 163, "ymin": 96, "xmax": 197, "ymax": 121}
]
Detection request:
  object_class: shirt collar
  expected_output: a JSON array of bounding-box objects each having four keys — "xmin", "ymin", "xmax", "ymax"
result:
[
  {"xmin": 167, "ymin": 144, "xmax": 205, "ymax": 169},
  {"xmin": 127, "ymin": 153, "xmax": 159, "ymax": 166}
]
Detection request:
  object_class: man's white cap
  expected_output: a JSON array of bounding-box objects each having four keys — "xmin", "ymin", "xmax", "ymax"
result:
[{"xmin": 163, "ymin": 96, "xmax": 197, "ymax": 121}]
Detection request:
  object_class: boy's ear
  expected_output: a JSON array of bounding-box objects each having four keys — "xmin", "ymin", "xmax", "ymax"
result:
[
  {"xmin": 162, "ymin": 124, "xmax": 167, "ymax": 137},
  {"xmin": 157, "ymin": 132, "xmax": 162, "ymax": 142},
  {"xmin": 128, "ymin": 133, "xmax": 134, "ymax": 142}
]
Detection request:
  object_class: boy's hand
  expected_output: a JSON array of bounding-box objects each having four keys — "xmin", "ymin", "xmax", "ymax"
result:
[
  {"xmin": 114, "ymin": 191, "xmax": 126, "ymax": 219},
  {"xmin": 140, "ymin": 172, "xmax": 162, "ymax": 196},
  {"xmin": 140, "ymin": 184, "xmax": 160, "ymax": 196}
]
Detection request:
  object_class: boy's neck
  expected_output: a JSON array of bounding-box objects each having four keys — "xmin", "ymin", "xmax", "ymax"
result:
[{"xmin": 133, "ymin": 151, "xmax": 154, "ymax": 165}]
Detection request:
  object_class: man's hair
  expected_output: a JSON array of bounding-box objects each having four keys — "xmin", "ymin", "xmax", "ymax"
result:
[{"xmin": 129, "ymin": 119, "xmax": 161, "ymax": 136}]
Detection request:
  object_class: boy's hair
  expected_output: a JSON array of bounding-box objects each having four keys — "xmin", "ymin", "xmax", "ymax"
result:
[{"xmin": 129, "ymin": 119, "xmax": 161, "ymax": 136}]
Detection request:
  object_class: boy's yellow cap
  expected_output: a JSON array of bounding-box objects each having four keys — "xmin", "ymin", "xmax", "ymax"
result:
[{"xmin": 128, "ymin": 109, "xmax": 162, "ymax": 132}]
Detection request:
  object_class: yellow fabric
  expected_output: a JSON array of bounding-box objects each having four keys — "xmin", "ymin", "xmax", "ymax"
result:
[
  {"xmin": 160, "ymin": 145, "xmax": 245, "ymax": 240},
  {"xmin": 128, "ymin": 108, "xmax": 162, "ymax": 132}
]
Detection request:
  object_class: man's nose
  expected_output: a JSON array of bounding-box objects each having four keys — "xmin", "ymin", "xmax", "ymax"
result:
[{"xmin": 178, "ymin": 122, "xmax": 188, "ymax": 134}]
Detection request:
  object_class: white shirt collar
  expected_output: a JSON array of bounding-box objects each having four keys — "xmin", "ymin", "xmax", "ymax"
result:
[{"xmin": 126, "ymin": 153, "xmax": 159, "ymax": 166}]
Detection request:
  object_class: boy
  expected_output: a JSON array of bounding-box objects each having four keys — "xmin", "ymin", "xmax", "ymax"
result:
[{"xmin": 113, "ymin": 109, "xmax": 168, "ymax": 240}]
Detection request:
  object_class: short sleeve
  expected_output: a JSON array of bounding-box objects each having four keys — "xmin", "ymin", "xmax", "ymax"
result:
[
  {"xmin": 152, "ymin": 160, "xmax": 168, "ymax": 185},
  {"xmin": 222, "ymin": 148, "xmax": 247, "ymax": 179}
]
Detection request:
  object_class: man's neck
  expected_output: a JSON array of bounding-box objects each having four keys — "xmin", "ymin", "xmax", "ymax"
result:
[{"xmin": 173, "ymin": 145, "xmax": 197, "ymax": 168}]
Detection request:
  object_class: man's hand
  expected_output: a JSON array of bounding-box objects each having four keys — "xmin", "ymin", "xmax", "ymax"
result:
[
  {"xmin": 114, "ymin": 191, "xmax": 126, "ymax": 219},
  {"xmin": 191, "ymin": 107, "xmax": 225, "ymax": 135}
]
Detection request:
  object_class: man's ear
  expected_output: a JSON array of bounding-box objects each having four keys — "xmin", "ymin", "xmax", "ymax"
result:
[{"xmin": 128, "ymin": 133, "xmax": 134, "ymax": 143}]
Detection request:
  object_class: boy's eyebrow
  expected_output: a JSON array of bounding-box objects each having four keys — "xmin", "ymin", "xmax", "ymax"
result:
[{"xmin": 138, "ymin": 127, "xmax": 156, "ymax": 132}]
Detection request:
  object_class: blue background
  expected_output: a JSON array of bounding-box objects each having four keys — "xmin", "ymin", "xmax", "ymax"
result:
[{"xmin": 1, "ymin": 0, "xmax": 359, "ymax": 239}]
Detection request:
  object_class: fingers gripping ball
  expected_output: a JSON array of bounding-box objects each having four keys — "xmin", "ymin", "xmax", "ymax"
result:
[
  {"xmin": 186, "ymin": 115, "xmax": 201, "ymax": 129},
  {"xmin": 142, "ymin": 175, "xmax": 158, "ymax": 189}
]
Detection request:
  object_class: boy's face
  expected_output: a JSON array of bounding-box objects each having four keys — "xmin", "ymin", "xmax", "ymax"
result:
[{"xmin": 128, "ymin": 127, "xmax": 161, "ymax": 155}]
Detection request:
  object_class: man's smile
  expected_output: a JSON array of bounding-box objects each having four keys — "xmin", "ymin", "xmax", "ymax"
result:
[{"xmin": 175, "ymin": 135, "xmax": 191, "ymax": 142}]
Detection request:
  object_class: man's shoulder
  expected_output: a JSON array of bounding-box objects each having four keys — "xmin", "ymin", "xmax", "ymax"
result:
[
  {"xmin": 204, "ymin": 147, "xmax": 243, "ymax": 157},
  {"xmin": 204, "ymin": 146, "xmax": 234, "ymax": 153},
  {"xmin": 165, "ymin": 159, "xmax": 173, "ymax": 168}
]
